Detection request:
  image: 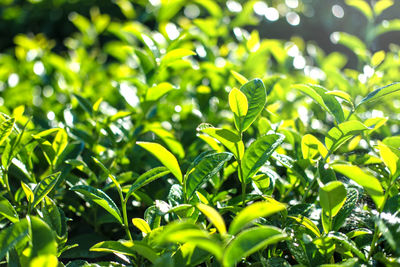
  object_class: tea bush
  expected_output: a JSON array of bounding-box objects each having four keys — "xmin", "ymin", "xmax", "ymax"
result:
[{"xmin": 0, "ymin": 0, "xmax": 400, "ymax": 266}]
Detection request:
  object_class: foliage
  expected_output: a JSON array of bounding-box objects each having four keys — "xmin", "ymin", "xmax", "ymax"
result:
[{"xmin": 0, "ymin": 0, "xmax": 400, "ymax": 266}]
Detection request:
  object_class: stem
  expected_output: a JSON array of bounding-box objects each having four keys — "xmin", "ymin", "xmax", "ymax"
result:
[
  {"xmin": 235, "ymin": 141, "xmax": 246, "ymax": 208},
  {"xmin": 122, "ymin": 198, "xmax": 133, "ymax": 241},
  {"xmin": 367, "ymin": 179, "xmax": 395, "ymax": 260}
]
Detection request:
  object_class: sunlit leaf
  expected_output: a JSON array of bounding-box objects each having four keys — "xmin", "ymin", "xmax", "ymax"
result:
[
  {"xmin": 32, "ymin": 172, "xmax": 61, "ymax": 208},
  {"xmin": 126, "ymin": 167, "xmax": 170, "ymax": 200},
  {"xmin": 0, "ymin": 117, "xmax": 15, "ymax": 147},
  {"xmin": 345, "ymin": 0, "xmax": 373, "ymax": 20},
  {"xmin": 91, "ymin": 240, "xmax": 159, "ymax": 263},
  {"xmin": 146, "ymin": 82, "xmax": 175, "ymax": 101},
  {"xmin": 332, "ymin": 164, "xmax": 384, "ymax": 209},
  {"xmin": 229, "ymin": 200, "xmax": 286, "ymax": 235},
  {"xmin": 197, "ymin": 123, "xmax": 244, "ymax": 159},
  {"xmin": 196, "ymin": 203, "xmax": 226, "ymax": 235},
  {"xmin": 319, "ymin": 181, "xmax": 347, "ymax": 217},
  {"xmin": 239, "ymin": 79, "xmax": 267, "ymax": 132},
  {"xmin": 185, "ymin": 152, "xmax": 232, "ymax": 199},
  {"xmin": 242, "ymin": 133, "xmax": 285, "ymax": 182},
  {"xmin": 161, "ymin": 48, "xmax": 196, "ymax": 67},
  {"xmin": 374, "ymin": 0, "xmax": 394, "ymax": 16},
  {"xmin": 132, "ymin": 218, "xmax": 152, "ymax": 235},
  {"xmin": 229, "ymin": 88, "xmax": 248, "ymax": 132},
  {"xmin": 137, "ymin": 142, "xmax": 182, "ymax": 184},
  {"xmin": 301, "ymin": 134, "xmax": 328, "ymax": 160},
  {"xmin": 230, "ymin": 70, "xmax": 248, "ymax": 85},
  {"xmin": 356, "ymin": 82, "xmax": 400, "ymax": 108},
  {"xmin": 325, "ymin": 121, "xmax": 369, "ymax": 152}
]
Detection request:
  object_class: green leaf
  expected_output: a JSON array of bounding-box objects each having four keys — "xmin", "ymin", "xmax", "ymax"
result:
[
  {"xmin": 319, "ymin": 181, "xmax": 347, "ymax": 217},
  {"xmin": 242, "ymin": 133, "xmax": 285, "ymax": 182},
  {"xmin": 132, "ymin": 218, "xmax": 152, "ymax": 235},
  {"xmin": 229, "ymin": 88, "xmax": 248, "ymax": 132},
  {"xmin": 327, "ymin": 231, "xmax": 367, "ymax": 261},
  {"xmin": 185, "ymin": 152, "xmax": 232, "ymax": 199},
  {"xmin": 32, "ymin": 172, "xmax": 61, "ymax": 208},
  {"xmin": 21, "ymin": 181, "xmax": 34, "ymax": 204},
  {"xmin": 332, "ymin": 32, "xmax": 368, "ymax": 60},
  {"xmin": 378, "ymin": 141, "xmax": 400, "ymax": 178},
  {"xmin": 229, "ymin": 199, "xmax": 286, "ymax": 235},
  {"xmin": 30, "ymin": 216, "xmax": 58, "ymax": 258},
  {"xmin": 223, "ymin": 226, "xmax": 286, "ymax": 267},
  {"xmin": 70, "ymin": 185, "xmax": 122, "ymax": 224},
  {"xmin": 146, "ymin": 82, "xmax": 175, "ymax": 101},
  {"xmin": 333, "ymin": 188, "xmax": 359, "ymax": 231},
  {"xmin": 332, "ymin": 164, "xmax": 384, "ymax": 209},
  {"xmin": 0, "ymin": 219, "xmax": 29, "ymax": 260},
  {"xmin": 42, "ymin": 197, "xmax": 65, "ymax": 237},
  {"xmin": 325, "ymin": 121, "xmax": 369, "ymax": 152},
  {"xmin": 126, "ymin": 167, "xmax": 170, "ymax": 200},
  {"xmin": 374, "ymin": 19, "xmax": 400, "ymax": 37},
  {"xmin": 72, "ymin": 93, "xmax": 93, "ymax": 115},
  {"xmin": 239, "ymin": 79, "xmax": 267, "ymax": 132},
  {"xmin": 374, "ymin": 0, "xmax": 394, "ymax": 16},
  {"xmin": 29, "ymin": 255, "xmax": 58, "ymax": 267},
  {"xmin": 0, "ymin": 117, "xmax": 15, "ymax": 147},
  {"xmin": 377, "ymin": 195, "xmax": 400, "ymax": 254},
  {"xmin": 155, "ymin": 221, "xmax": 223, "ymax": 260},
  {"xmin": 371, "ymin": 50, "xmax": 385, "ymax": 67},
  {"xmin": 196, "ymin": 203, "xmax": 227, "ymax": 235},
  {"xmin": 230, "ymin": 70, "xmax": 248, "ymax": 85},
  {"xmin": 161, "ymin": 48, "xmax": 195, "ymax": 67},
  {"xmin": 301, "ymin": 134, "xmax": 328, "ymax": 160},
  {"xmin": 325, "ymin": 90, "xmax": 354, "ymax": 107},
  {"xmin": 345, "ymin": 0, "xmax": 373, "ymax": 20},
  {"xmin": 137, "ymin": 142, "xmax": 182, "ymax": 184},
  {"xmin": 91, "ymin": 240, "xmax": 159, "ymax": 263},
  {"xmin": 91, "ymin": 157, "xmax": 121, "ymax": 192},
  {"xmin": 52, "ymin": 128, "xmax": 68, "ymax": 167},
  {"xmin": 294, "ymin": 84, "xmax": 345, "ymax": 124},
  {"xmin": 356, "ymin": 82, "xmax": 400, "ymax": 108},
  {"xmin": 288, "ymin": 215, "xmax": 321, "ymax": 237},
  {"xmin": 197, "ymin": 123, "xmax": 244, "ymax": 159},
  {"xmin": 0, "ymin": 195, "xmax": 19, "ymax": 223}
]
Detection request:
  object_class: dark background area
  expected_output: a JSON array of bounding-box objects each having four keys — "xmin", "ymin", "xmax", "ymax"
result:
[{"xmin": 1, "ymin": 0, "xmax": 399, "ymax": 65}]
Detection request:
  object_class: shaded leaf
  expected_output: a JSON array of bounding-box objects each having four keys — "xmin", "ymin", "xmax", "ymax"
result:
[
  {"xmin": 70, "ymin": 185, "xmax": 122, "ymax": 224},
  {"xmin": 126, "ymin": 167, "xmax": 170, "ymax": 200}
]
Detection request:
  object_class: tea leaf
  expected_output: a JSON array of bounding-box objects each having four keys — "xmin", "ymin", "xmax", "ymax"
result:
[
  {"xmin": 132, "ymin": 218, "xmax": 152, "ymax": 234},
  {"xmin": 91, "ymin": 240, "xmax": 159, "ymax": 263},
  {"xmin": 229, "ymin": 88, "xmax": 248, "ymax": 132},
  {"xmin": 230, "ymin": 70, "xmax": 248, "ymax": 85},
  {"xmin": 327, "ymin": 231, "xmax": 367, "ymax": 261},
  {"xmin": 21, "ymin": 181, "xmax": 34, "ymax": 204},
  {"xmin": 332, "ymin": 164, "xmax": 384, "ymax": 209},
  {"xmin": 288, "ymin": 215, "xmax": 321, "ymax": 237},
  {"xmin": 185, "ymin": 152, "xmax": 232, "ymax": 199},
  {"xmin": 32, "ymin": 172, "xmax": 61, "ymax": 208},
  {"xmin": 229, "ymin": 200, "xmax": 286, "ymax": 235},
  {"xmin": 196, "ymin": 203, "xmax": 227, "ymax": 235},
  {"xmin": 70, "ymin": 185, "xmax": 122, "ymax": 224},
  {"xmin": 126, "ymin": 167, "xmax": 170, "ymax": 200},
  {"xmin": 325, "ymin": 121, "xmax": 369, "ymax": 152},
  {"xmin": 242, "ymin": 133, "xmax": 285, "ymax": 182},
  {"xmin": 30, "ymin": 216, "xmax": 58, "ymax": 258},
  {"xmin": 223, "ymin": 226, "xmax": 286, "ymax": 267},
  {"xmin": 378, "ymin": 141, "xmax": 400, "ymax": 177},
  {"xmin": 294, "ymin": 84, "xmax": 345, "ymax": 124},
  {"xmin": 146, "ymin": 82, "xmax": 174, "ymax": 101},
  {"xmin": 137, "ymin": 141, "xmax": 182, "ymax": 184},
  {"xmin": 374, "ymin": 0, "xmax": 394, "ymax": 16},
  {"xmin": 345, "ymin": 0, "xmax": 373, "ymax": 20},
  {"xmin": 161, "ymin": 48, "xmax": 195, "ymax": 67},
  {"xmin": 333, "ymin": 188, "xmax": 359, "ymax": 231},
  {"xmin": 301, "ymin": 134, "xmax": 328, "ymax": 160},
  {"xmin": 198, "ymin": 123, "xmax": 244, "ymax": 159},
  {"xmin": 319, "ymin": 181, "xmax": 347, "ymax": 217},
  {"xmin": 0, "ymin": 117, "xmax": 15, "ymax": 147},
  {"xmin": 239, "ymin": 79, "xmax": 267, "ymax": 132},
  {"xmin": 356, "ymin": 82, "xmax": 400, "ymax": 108},
  {"xmin": 0, "ymin": 195, "xmax": 19, "ymax": 223},
  {"xmin": 0, "ymin": 219, "xmax": 29, "ymax": 260}
]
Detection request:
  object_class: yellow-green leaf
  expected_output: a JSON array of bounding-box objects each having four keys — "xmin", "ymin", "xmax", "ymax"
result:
[
  {"xmin": 345, "ymin": 0, "xmax": 373, "ymax": 20},
  {"xmin": 331, "ymin": 164, "xmax": 384, "ymax": 210},
  {"xmin": 378, "ymin": 141, "xmax": 400, "ymax": 177},
  {"xmin": 161, "ymin": 48, "xmax": 196, "ymax": 67},
  {"xmin": 137, "ymin": 141, "xmax": 182, "ymax": 184},
  {"xmin": 301, "ymin": 134, "xmax": 328, "ymax": 160},
  {"xmin": 371, "ymin": 50, "xmax": 385, "ymax": 67},
  {"xmin": 21, "ymin": 181, "xmax": 34, "ymax": 204},
  {"xmin": 230, "ymin": 70, "xmax": 248, "ymax": 85},
  {"xmin": 132, "ymin": 218, "xmax": 152, "ymax": 235},
  {"xmin": 374, "ymin": 0, "xmax": 393, "ymax": 16},
  {"xmin": 229, "ymin": 199, "xmax": 286, "ymax": 235},
  {"xmin": 197, "ymin": 203, "xmax": 226, "ymax": 235}
]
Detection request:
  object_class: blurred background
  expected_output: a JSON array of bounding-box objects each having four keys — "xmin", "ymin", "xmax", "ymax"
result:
[{"xmin": 1, "ymin": 0, "xmax": 400, "ymax": 68}]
